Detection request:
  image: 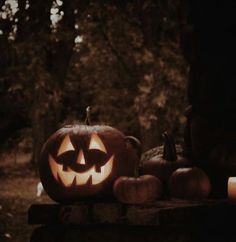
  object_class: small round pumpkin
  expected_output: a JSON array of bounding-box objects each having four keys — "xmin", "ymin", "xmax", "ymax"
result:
[
  {"xmin": 113, "ymin": 175, "xmax": 162, "ymax": 204},
  {"xmin": 38, "ymin": 107, "xmax": 140, "ymax": 203},
  {"xmin": 113, "ymin": 148, "xmax": 163, "ymax": 204},
  {"xmin": 140, "ymin": 132, "xmax": 189, "ymax": 183},
  {"xmin": 168, "ymin": 167, "xmax": 211, "ymax": 200}
]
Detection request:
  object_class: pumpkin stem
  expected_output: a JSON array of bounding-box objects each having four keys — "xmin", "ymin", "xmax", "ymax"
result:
[
  {"xmin": 162, "ymin": 131, "xmax": 177, "ymax": 162},
  {"xmin": 85, "ymin": 106, "xmax": 91, "ymax": 125}
]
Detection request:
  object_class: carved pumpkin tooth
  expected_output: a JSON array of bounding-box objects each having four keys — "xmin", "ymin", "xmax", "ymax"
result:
[
  {"xmin": 62, "ymin": 164, "xmax": 68, "ymax": 171},
  {"xmin": 58, "ymin": 170, "xmax": 75, "ymax": 187},
  {"xmin": 95, "ymin": 165, "xmax": 101, "ymax": 173},
  {"xmin": 85, "ymin": 175, "xmax": 93, "ymax": 186},
  {"xmin": 49, "ymin": 154, "xmax": 114, "ymax": 187},
  {"xmin": 71, "ymin": 176, "xmax": 77, "ymax": 187},
  {"xmin": 91, "ymin": 155, "xmax": 114, "ymax": 185},
  {"xmin": 57, "ymin": 172, "xmax": 64, "ymax": 186},
  {"xmin": 75, "ymin": 168, "xmax": 92, "ymax": 185}
]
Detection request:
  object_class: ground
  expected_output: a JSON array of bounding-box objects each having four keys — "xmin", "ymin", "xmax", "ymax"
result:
[{"xmin": 0, "ymin": 152, "xmax": 53, "ymax": 242}]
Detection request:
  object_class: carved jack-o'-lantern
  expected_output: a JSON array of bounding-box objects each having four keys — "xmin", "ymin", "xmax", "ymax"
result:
[
  {"xmin": 38, "ymin": 112, "xmax": 140, "ymax": 203},
  {"xmin": 48, "ymin": 132, "xmax": 114, "ymax": 187}
]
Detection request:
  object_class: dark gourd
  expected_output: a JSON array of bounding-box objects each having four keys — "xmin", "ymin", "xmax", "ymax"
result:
[
  {"xmin": 140, "ymin": 132, "xmax": 189, "ymax": 183},
  {"xmin": 168, "ymin": 167, "xmax": 211, "ymax": 200}
]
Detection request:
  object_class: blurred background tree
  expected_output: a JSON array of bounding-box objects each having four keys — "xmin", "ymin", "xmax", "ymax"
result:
[{"xmin": 0, "ymin": 0, "xmax": 188, "ymax": 165}]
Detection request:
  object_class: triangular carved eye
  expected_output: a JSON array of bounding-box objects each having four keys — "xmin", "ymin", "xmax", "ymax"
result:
[
  {"xmin": 89, "ymin": 133, "xmax": 107, "ymax": 153},
  {"xmin": 76, "ymin": 150, "xmax": 86, "ymax": 165},
  {"xmin": 57, "ymin": 135, "xmax": 75, "ymax": 156}
]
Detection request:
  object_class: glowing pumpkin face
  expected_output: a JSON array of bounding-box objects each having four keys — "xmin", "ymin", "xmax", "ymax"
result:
[
  {"xmin": 49, "ymin": 133, "xmax": 114, "ymax": 186},
  {"xmin": 38, "ymin": 125, "xmax": 139, "ymax": 203}
]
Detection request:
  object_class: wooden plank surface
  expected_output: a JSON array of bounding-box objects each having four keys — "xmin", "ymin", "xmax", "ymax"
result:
[{"xmin": 28, "ymin": 199, "xmax": 236, "ymax": 227}]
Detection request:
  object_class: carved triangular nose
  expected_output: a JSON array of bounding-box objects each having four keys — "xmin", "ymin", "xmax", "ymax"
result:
[{"xmin": 76, "ymin": 150, "xmax": 86, "ymax": 165}]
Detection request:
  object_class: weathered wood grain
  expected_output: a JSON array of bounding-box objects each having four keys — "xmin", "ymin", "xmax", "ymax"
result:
[{"xmin": 28, "ymin": 199, "xmax": 233, "ymax": 227}]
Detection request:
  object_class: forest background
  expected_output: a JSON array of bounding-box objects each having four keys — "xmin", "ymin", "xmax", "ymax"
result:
[{"xmin": 0, "ymin": 0, "xmax": 188, "ymax": 166}]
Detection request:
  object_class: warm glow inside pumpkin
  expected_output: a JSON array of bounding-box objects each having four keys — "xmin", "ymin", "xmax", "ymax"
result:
[
  {"xmin": 38, "ymin": 124, "xmax": 139, "ymax": 203},
  {"xmin": 48, "ymin": 133, "xmax": 114, "ymax": 186}
]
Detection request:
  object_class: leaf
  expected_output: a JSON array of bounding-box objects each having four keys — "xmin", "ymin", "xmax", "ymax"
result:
[
  {"xmin": 152, "ymin": 91, "xmax": 167, "ymax": 108},
  {"xmin": 4, "ymin": 233, "xmax": 12, "ymax": 239},
  {"xmin": 8, "ymin": 84, "xmax": 23, "ymax": 92}
]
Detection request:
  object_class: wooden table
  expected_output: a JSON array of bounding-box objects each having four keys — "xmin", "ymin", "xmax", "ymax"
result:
[{"xmin": 28, "ymin": 199, "xmax": 236, "ymax": 242}]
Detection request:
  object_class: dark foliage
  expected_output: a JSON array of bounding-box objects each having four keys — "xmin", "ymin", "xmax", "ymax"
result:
[{"xmin": 0, "ymin": 0, "xmax": 188, "ymax": 164}]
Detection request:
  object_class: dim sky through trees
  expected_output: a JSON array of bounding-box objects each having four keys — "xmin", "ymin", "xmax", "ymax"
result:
[{"xmin": 0, "ymin": 0, "xmax": 188, "ymax": 164}]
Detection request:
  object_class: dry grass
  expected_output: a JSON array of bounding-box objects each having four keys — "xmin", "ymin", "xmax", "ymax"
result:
[{"xmin": 0, "ymin": 152, "xmax": 52, "ymax": 242}]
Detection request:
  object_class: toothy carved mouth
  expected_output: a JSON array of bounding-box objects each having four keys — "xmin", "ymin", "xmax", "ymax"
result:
[{"xmin": 49, "ymin": 155, "xmax": 114, "ymax": 187}]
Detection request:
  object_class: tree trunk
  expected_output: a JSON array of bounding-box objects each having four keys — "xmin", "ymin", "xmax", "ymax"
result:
[
  {"xmin": 30, "ymin": 0, "xmax": 89, "ymax": 165},
  {"xmin": 181, "ymin": 1, "xmax": 236, "ymax": 197}
]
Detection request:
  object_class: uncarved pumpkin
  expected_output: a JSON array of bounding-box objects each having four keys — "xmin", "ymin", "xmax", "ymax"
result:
[
  {"xmin": 113, "ymin": 175, "xmax": 162, "ymax": 204},
  {"xmin": 140, "ymin": 132, "xmax": 189, "ymax": 183},
  {"xmin": 168, "ymin": 167, "xmax": 211, "ymax": 200}
]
